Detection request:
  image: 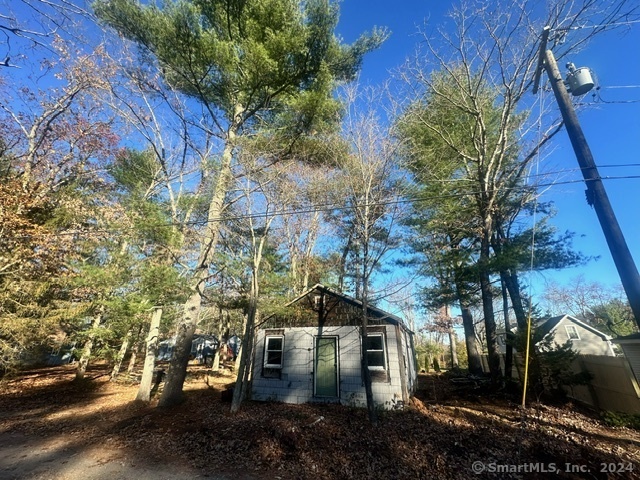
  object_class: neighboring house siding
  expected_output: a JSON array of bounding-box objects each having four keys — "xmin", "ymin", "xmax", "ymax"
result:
[
  {"xmin": 620, "ymin": 344, "xmax": 640, "ymax": 384},
  {"xmin": 551, "ymin": 318, "xmax": 614, "ymax": 356},
  {"xmin": 252, "ymin": 325, "xmax": 407, "ymax": 409}
]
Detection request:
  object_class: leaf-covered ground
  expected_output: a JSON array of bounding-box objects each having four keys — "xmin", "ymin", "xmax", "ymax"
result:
[{"xmin": 1, "ymin": 364, "xmax": 639, "ymax": 479}]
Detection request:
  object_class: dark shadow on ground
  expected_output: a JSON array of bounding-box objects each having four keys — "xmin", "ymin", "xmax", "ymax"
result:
[{"xmin": 1, "ymin": 367, "xmax": 639, "ymax": 479}]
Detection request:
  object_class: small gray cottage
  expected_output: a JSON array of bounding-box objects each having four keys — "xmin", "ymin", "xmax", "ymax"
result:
[{"xmin": 251, "ymin": 284, "xmax": 418, "ymax": 410}]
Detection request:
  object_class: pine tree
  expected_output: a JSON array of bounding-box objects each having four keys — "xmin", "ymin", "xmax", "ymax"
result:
[{"xmin": 95, "ymin": 0, "xmax": 386, "ymax": 407}]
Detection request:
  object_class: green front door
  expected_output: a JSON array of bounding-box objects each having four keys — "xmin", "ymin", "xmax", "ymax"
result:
[{"xmin": 315, "ymin": 337, "xmax": 338, "ymax": 397}]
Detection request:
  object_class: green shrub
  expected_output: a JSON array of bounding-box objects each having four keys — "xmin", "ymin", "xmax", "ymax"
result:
[
  {"xmin": 601, "ymin": 411, "xmax": 640, "ymax": 430},
  {"xmin": 516, "ymin": 329, "xmax": 592, "ymax": 400},
  {"xmin": 433, "ymin": 357, "xmax": 441, "ymax": 372}
]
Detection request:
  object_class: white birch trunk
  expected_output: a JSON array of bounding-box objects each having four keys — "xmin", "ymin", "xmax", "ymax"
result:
[
  {"xmin": 136, "ymin": 307, "xmax": 162, "ymax": 401},
  {"xmin": 110, "ymin": 329, "xmax": 132, "ymax": 381},
  {"xmin": 75, "ymin": 308, "xmax": 103, "ymax": 381}
]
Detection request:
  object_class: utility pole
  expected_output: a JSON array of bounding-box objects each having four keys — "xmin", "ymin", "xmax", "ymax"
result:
[{"xmin": 533, "ymin": 27, "xmax": 640, "ymax": 328}]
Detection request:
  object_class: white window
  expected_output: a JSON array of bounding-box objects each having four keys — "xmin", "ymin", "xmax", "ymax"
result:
[
  {"xmin": 565, "ymin": 325, "xmax": 580, "ymax": 341},
  {"xmin": 365, "ymin": 333, "xmax": 386, "ymax": 369},
  {"xmin": 264, "ymin": 335, "xmax": 284, "ymax": 368}
]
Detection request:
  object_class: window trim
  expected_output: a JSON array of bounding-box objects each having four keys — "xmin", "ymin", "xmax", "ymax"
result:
[
  {"xmin": 565, "ymin": 325, "xmax": 581, "ymax": 341},
  {"xmin": 365, "ymin": 332, "xmax": 387, "ymax": 370},
  {"xmin": 264, "ymin": 335, "xmax": 284, "ymax": 369}
]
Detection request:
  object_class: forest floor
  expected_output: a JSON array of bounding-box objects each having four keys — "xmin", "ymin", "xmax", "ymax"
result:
[{"xmin": 1, "ymin": 364, "xmax": 640, "ymax": 480}]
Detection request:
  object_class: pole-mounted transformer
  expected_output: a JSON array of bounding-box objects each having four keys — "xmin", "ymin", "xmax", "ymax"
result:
[{"xmin": 565, "ymin": 62, "xmax": 595, "ymax": 96}]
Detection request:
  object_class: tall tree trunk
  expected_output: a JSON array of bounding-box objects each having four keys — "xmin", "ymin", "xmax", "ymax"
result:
[
  {"xmin": 231, "ymin": 222, "xmax": 270, "ymax": 413},
  {"xmin": 502, "ymin": 269, "xmax": 527, "ymax": 331},
  {"xmin": 301, "ymin": 262, "xmax": 309, "ymax": 292},
  {"xmin": 338, "ymin": 232, "xmax": 352, "ymax": 292},
  {"xmin": 354, "ymin": 245, "xmax": 362, "ymax": 300},
  {"xmin": 127, "ymin": 338, "xmax": 140, "ymax": 375},
  {"xmin": 444, "ymin": 305, "xmax": 458, "ymax": 369},
  {"xmin": 454, "ymin": 278, "xmax": 483, "ymax": 375},
  {"xmin": 289, "ymin": 253, "xmax": 298, "ymax": 296},
  {"xmin": 76, "ymin": 307, "xmax": 103, "ymax": 381},
  {"xmin": 448, "ymin": 326, "xmax": 459, "ymax": 369},
  {"xmin": 479, "ymin": 234, "xmax": 502, "ymax": 383},
  {"xmin": 158, "ymin": 293, "xmax": 198, "ymax": 407},
  {"xmin": 360, "ymin": 324, "xmax": 377, "ymax": 419},
  {"xmin": 492, "ymin": 227, "xmax": 527, "ymax": 331},
  {"xmin": 231, "ymin": 289, "xmax": 258, "ymax": 413},
  {"xmin": 212, "ymin": 348, "xmax": 221, "ymax": 371},
  {"xmin": 501, "ymin": 275, "xmax": 513, "ymax": 380},
  {"xmin": 234, "ymin": 344, "xmax": 243, "ymax": 372},
  {"xmin": 110, "ymin": 329, "xmax": 132, "ymax": 381},
  {"xmin": 137, "ymin": 307, "xmax": 162, "ymax": 402},
  {"xmin": 302, "ymin": 210, "xmax": 321, "ymax": 292},
  {"xmin": 360, "ymin": 219, "xmax": 377, "ymax": 424},
  {"xmin": 360, "ymin": 321, "xmax": 377, "ymax": 423},
  {"xmin": 159, "ymin": 123, "xmax": 238, "ymax": 408}
]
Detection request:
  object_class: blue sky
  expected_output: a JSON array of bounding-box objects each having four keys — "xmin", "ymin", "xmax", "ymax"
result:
[
  {"xmin": 3, "ymin": 0, "xmax": 639, "ymax": 303},
  {"xmin": 336, "ymin": 1, "xmax": 640, "ymax": 297}
]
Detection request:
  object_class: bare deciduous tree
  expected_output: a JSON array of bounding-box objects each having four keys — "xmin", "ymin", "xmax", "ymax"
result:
[
  {"xmin": 331, "ymin": 85, "xmax": 408, "ymax": 423},
  {"xmin": 397, "ymin": 0, "xmax": 639, "ymax": 382}
]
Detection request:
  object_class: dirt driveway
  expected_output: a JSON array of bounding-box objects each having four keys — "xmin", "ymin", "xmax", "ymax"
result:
[
  {"xmin": 0, "ymin": 366, "xmax": 257, "ymax": 480},
  {"xmin": 0, "ymin": 430, "xmax": 218, "ymax": 480}
]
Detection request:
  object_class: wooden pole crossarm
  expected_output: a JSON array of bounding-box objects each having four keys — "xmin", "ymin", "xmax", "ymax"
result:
[{"xmin": 532, "ymin": 26, "xmax": 551, "ymax": 95}]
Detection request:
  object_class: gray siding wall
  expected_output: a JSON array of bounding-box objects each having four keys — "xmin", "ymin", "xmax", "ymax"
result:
[
  {"xmin": 551, "ymin": 318, "xmax": 615, "ymax": 356},
  {"xmin": 251, "ymin": 325, "xmax": 407, "ymax": 409}
]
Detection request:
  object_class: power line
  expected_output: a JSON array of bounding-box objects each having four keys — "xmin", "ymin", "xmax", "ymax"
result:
[
  {"xmin": 554, "ymin": 19, "xmax": 640, "ymax": 31},
  {"xmin": 592, "ymin": 88, "xmax": 640, "ymax": 104},
  {"xmin": 427, "ymin": 163, "xmax": 640, "ymax": 184},
  {"xmin": 590, "ymin": 85, "xmax": 640, "ymax": 104},
  {"xmin": 7, "ymin": 174, "xmax": 640, "ymax": 241},
  {"xmin": 596, "ymin": 98, "xmax": 640, "ymax": 104}
]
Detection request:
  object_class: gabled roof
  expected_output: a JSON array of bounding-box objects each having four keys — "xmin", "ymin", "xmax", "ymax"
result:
[
  {"xmin": 285, "ymin": 283, "xmax": 411, "ymax": 331},
  {"xmin": 538, "ymin": 314, "xmax": 612, "ymax": 341}
]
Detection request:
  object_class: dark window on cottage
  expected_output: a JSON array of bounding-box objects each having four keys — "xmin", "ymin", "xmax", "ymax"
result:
[
  {"xmin": 565, "ymin": 325, "xmax": 580, "ymax": 341},
  {"xmin": 366, "ymin": 333, "xmax": 386, "ymax": 369},
  {"xmin": 264, "ymin": 335, "xmax": 284, "ymax": 368}
]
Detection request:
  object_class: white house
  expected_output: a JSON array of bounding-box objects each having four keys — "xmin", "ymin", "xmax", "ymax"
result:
[
  {"xmin": 251, "ymin": 284, "xmax": 418, "ymax": 410},
  {"xmin": 536, "ymin": 315, "xmax": 616, "ymax": 356},
  {"xmin": 498, "ymin": 314, "xmax": 616, "ymax": 357}
]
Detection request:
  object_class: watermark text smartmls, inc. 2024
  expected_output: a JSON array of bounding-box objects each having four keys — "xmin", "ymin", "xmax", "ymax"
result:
[{"xmin": 471, "ymin": 461, "xmax": 635, "ymax": 475}]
